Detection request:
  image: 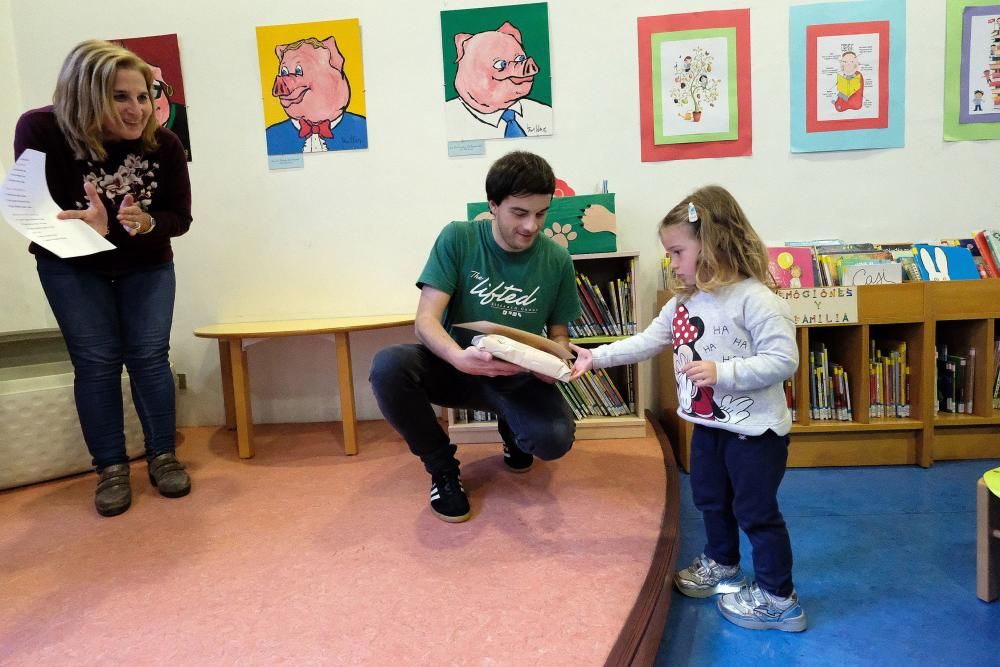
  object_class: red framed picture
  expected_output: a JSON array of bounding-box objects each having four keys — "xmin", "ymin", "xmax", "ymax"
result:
[
  {"xmin": 637, "ymin": 9, "xmax": 752, "ymax": 162},
  {"xmin": 805, "ymin": 21, "xmax": 890, "ymax": 133}
]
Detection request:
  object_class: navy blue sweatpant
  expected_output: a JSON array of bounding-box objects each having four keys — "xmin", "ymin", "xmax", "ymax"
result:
[{"xmin": 690, "ymin": 423, "xmax": 795, "ymax": 597}]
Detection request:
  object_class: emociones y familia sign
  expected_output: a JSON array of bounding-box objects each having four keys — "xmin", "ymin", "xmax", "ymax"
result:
[{"xmin": 778, "ymin": 287, "xmax": 858, "ymax": 326}]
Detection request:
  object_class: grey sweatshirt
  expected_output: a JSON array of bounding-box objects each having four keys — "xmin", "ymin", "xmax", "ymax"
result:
[{"xmin": 591, "ymin": 278, "xmax": 798, "ymax": 436}]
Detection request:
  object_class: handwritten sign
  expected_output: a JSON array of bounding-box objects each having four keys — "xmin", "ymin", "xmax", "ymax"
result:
[
  {"xmin": 267, "ymin": 153, "xmax": 304, "ymax": 170},
  {"xmin": 778, "ymin": 287, "xmax": 858, "ymax": 326},
  {"xmin": 447, "ymin": 139, "xmax": 486, "ymax": 158},
  {"xmin": 841, "ymin": 262, "xmax": 903, "ymax": 286}
]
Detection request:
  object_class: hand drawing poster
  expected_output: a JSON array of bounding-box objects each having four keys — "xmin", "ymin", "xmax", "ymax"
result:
[
  {"xmin": 653, "ymin": 30, "xmax": 736, "ymax": 143},
  {"xmin": 638, "ymin": 9, "xmax": 752, "ymax": 162},
  {"xmin": 110, "ymin": 34, "xmax": 192, "ymax": 161},
  {"xmin": 813, "ymin": 31, "xmax": 882, "ymax": 124},
  {"xmin": 440, "ymin": 2, "xmax": 553, "ymax": 143},
  {"xmin": 944, "ymin": 0, "xmax": 1000, "ymax": 141},
  {"xmin": 256, "ymin": 19, "xmax": 368, "ymax": 156},
  {"xmin": 790, "ymin": 0, "xmax": 906, "ymax": 153}
]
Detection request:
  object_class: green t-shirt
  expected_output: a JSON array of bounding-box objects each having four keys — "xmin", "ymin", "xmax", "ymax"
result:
[{"xmin": 417, "ymin": 220, "xmax": 582, "ymax": 348}]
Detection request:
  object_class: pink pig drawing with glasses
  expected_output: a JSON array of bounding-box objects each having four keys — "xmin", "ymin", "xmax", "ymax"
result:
[
  {"xmin": 444, "ymin": 21, "xmax": 552, "ymax": 141},
  {"xmin": 265, "ymin": 35, "xmax": 368, "ymax": 155}
]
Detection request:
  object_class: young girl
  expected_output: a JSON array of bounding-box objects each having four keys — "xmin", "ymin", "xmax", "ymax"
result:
[{"xmin": 570, "ymin": 185, "xmax": 806, "ymax": 632}]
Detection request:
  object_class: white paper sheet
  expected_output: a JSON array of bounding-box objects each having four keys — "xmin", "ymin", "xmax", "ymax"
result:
[{"xmin": 0, "ymin": 149, "xmax": 114, "ymax": 258}]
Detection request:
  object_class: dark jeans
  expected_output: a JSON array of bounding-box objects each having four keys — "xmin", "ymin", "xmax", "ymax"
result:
[
  {"xmin": 369, "ymin": 344, "xmax": 575, "ymax": 476},
  {"xmin": 36, "ymin": 256, "xmax": 177, "ymax": 470},
  {"xmin": 690, "ymin": 423, "xmax": 795, "ymax": 597}
]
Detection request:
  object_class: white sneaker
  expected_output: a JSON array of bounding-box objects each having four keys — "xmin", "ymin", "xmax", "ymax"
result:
[
  {"xmin": 717, "ymin": 582, "xmax": 807, "ymax": 632},
  {"xmin": 673, "ymin": 553, "xmax": 747, "ymax": 598}
]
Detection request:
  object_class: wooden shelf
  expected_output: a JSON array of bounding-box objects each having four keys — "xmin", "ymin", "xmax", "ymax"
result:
[
  {"xmin": 571, "ymin": 336, "xmax": 629, "ymax": 345},
  {"xmin": 792, "ymin": 418, "xmax": 923, "ymax": 434},
  {"xmin": 449, "ymin": 414, "xmax": 647, "ymax": 443},
  {"xmin": 934, "ymin": 411, "xmax": 1000, "ymax": 427},
  {"xmin": 657, "ymin": 282, "xmax": 1000, "ymax": 471}
]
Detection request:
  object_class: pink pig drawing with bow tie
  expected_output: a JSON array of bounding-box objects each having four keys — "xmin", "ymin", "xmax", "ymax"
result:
[{"xmin": 264, "ymin": 35, "xmax": 368, "ymax": 155}]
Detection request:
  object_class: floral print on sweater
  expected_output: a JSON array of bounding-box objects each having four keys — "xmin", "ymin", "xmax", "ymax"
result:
[{"xmin": 77, "ymin": 153, "xmax": 160, "ymax": 209}]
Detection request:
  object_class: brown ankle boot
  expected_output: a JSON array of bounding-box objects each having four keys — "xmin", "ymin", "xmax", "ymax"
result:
[
  {"xmin": 95, "ymin": 464, "xmax": 132, "ymax": 517},
  {"xmin": 147, "ymin": 452, "xmax": 191, "ymax": 498}
]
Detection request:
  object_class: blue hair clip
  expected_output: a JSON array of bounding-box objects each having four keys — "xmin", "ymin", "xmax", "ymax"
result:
[{"xmin": 687, "ymin": 202, "xmax": 698, "ymax": 223}]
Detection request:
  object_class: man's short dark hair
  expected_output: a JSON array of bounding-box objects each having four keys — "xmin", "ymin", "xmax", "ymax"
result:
[
  {"xmin": 485, "ymin": 151, "xmax": 555, "ymax": 204},
  {"xmin": 974, "ymin": 89, "xmax": 984, "ymax": 95}
]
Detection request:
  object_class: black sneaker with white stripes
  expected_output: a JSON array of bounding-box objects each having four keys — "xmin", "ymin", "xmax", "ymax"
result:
[
  {"xmin": 429, "ymin": 470, "xmax": 470, "ymax": 523},
  {"xmin": 503, "ymin": 442, "xmax": 534, "ymax": 473}
]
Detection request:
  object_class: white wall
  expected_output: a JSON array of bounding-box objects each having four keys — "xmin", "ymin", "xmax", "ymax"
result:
[
  {"xmin": 1, "ymin": 0, "xmax": 996, "ymax": 427},
  {"xmin": 0, "ymin": 0, "xmax": 54, "ymax": 332},
  {"xmin": 0, "ymin": 0, "xmax": 19, "ymax": 171}
]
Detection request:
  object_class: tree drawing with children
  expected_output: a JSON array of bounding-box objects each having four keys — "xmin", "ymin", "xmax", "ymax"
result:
[{"xmin": 669, "ymin": 47, "xmax": 721, "ymax": 122}]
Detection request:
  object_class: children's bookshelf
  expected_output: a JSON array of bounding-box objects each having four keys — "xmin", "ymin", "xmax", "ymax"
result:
[
  {"xmin": 447, "ymin": 251, "xmax": 648, "ymax": 443},
  {"xmin": 657, "ymin": 281, "xmax": 1000, "ymax": 472}
]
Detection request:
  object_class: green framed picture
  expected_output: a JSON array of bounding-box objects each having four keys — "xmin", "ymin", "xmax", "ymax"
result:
[
  {"xmin": 651, "ymin": 27, "xmax": 739, "ymax": 145},
  {"xmin": 944, "ymin": 0, "xmax": 1000, "ymax": 141}
]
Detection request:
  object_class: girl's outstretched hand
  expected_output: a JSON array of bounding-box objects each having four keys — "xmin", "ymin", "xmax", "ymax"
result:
[{"xmin": 568, "ymin": 343, "xmax": 593, "ymax": 380}]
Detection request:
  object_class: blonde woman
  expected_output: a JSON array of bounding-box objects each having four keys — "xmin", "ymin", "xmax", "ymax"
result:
[{"xmin": 14, "ymin": 40, "xmax": 193, "ymax": 516}]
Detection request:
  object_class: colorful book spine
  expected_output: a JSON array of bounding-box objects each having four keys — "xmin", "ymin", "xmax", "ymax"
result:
[
  {"xmin": 966, "ymin": 348, "xmax": 976, "ymax": 415},
  {"xmin": 973, "ymin": 230, "xmax": 1000, "ymax": 277}
]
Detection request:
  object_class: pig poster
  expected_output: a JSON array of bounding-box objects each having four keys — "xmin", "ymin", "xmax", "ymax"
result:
[
  {"xmin": 440, "ymin": 3, "xmax": 553, "ymax": 142},
  {"xmin": 111, "ymin": 34, "xmax": 192, "ymax": 161},
  {"xmin": 256, "ymin": 19, "xmax": 368, "ymax": 156}
]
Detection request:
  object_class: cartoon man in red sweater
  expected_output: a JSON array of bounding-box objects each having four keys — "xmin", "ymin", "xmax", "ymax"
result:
[{"xmin": 834, "ymin": 51, "xmax": 864, "ymax": 112}]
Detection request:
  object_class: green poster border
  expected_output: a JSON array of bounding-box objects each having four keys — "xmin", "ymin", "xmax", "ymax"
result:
[
  {"xmin": 944, "ymin": 0, "xmax": 1000, "ymax": 141},
  {"xmin": 651, "ymin": 27, "xmax": 738, "ymax": 145}
]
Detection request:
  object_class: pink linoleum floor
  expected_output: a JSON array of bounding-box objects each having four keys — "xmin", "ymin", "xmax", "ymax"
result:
[{"xmin": 1, "ymin": 421, "xmax": 666, "ymax": 666}]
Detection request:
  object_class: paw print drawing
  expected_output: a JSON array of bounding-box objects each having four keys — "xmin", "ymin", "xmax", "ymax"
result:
[
  {"xmin": 580, "ymin": 204, "xmax": 616, "ymax": 234},
  {"xmin": 544, "ymin": 222, "xmax": 577, "ymax": 248}
]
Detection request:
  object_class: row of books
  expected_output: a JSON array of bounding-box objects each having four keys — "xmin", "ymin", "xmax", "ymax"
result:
[
  {"xmin": 452, "ymin": 367, "xmax": 636, "ymax": 425},
  {"xmin": 870, "ymin": 339, "xmax": 911, "ymax": 418},
  {"xmin": 935, "ymin": 344, "xmax": 976, "ymax": 415},
  {"xmin": 808, "ymin": 343, "xmax": 853, "ymax": 421},
  {"xmin": 558, "ymin": 367, "xmax": 635, "ymax": 419},
  {"xmin": 766, "ymin": 230, "xmax": 1000, "ymax": 288},
  {"xmin": 569, "ymin": 264, "xmax": 636, "ymax": 338},
  {"xmin": 453, "ymin": 409, "xmax": 499, "ymax": 424}
]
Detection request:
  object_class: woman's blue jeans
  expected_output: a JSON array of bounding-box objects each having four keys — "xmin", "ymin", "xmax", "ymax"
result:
[{"xmin": 36, "ymin": 256, "xmax": 177, "ymax": 470}]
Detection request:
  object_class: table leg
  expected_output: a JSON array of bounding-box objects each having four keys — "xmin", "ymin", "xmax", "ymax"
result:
[
  {"xmin": 979, "ymin": 477, "xmax": 999, "ymax": 602},
  {"xmin": 335, "ymin": 332, "xmax": 358, "ymax": 456},
  {"xmin": 218, "ymin": 340, "xmax": 236, "ymax": 430},
  {"xmin": 229, "ymin": 337, "xmax": 255, "ymax": 459}
]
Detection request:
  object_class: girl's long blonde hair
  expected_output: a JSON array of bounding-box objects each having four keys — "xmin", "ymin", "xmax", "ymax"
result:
[
  {"xmin": 661, "ymin": 185, "xmax": 774, "ymax": 298},
  {"xmin": 53, "ymin": 40, "xmax": 159, "ymax": 161}
]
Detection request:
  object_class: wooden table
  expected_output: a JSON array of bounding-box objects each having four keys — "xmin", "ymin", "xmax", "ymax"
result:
[{"xmin": 194, "ymin": 315, "xmax": 414, "ymax": 459}]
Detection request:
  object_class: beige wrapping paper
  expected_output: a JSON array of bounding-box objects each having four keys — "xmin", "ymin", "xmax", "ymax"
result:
[{"xmin": 472, "ymin": 334, "xmax": 573, "ymax": 382}]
